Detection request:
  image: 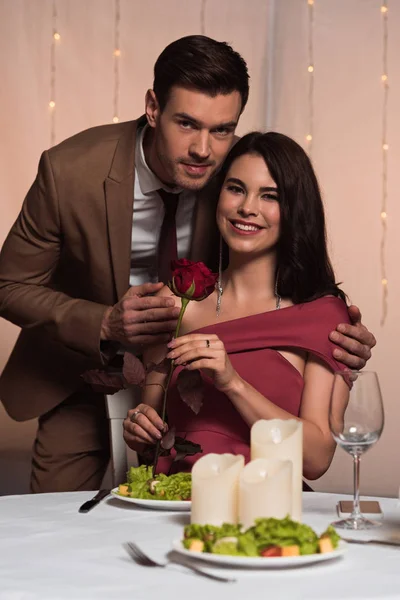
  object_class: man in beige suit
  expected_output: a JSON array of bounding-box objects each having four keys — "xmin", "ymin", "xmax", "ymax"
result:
[{"xmin": 0, "ymin": 36, "xmax": 375, "ymax": 493}]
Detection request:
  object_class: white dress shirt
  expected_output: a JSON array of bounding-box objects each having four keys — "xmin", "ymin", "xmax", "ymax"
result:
[{"xmin": 129, "ymin": 125, "xmax": 196, "ymax": 286}]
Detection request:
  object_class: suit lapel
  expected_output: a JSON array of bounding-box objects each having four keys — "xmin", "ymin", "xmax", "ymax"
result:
[{"xmin": 104, "ymin": 116, "xmax": 146, "ymax": 300}]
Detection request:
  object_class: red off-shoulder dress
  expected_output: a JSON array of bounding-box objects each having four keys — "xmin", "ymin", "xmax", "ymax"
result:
[{"xmin": 157, "ymin": 297, "xmax": 349, "ymax": 474}]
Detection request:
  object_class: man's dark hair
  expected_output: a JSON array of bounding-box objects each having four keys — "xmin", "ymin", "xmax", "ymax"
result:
[
  {"xmin": 153, "ymin": 35, "xmax": 249, "ymax": 113},
  {"xmin": 219, "ymin": 132, "xmax": 347, "ymax": 305}
]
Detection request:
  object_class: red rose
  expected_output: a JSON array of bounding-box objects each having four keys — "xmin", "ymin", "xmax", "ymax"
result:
[{"xmin": 169, "ymin": 259, "xmax": 217, "ymax": 301}]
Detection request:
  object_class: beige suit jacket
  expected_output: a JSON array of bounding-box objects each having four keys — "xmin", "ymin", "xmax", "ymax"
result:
[{"xmin": 0, "ymin": 117, "xmax": 219, "ymax": 421}]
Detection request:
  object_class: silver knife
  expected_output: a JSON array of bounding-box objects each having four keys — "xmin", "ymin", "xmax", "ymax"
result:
[
  {"xmin": 342, "ymin": 537, "xmax": 400, "ymax": 547},
  {"xmin": 79, "ymin": 489, "xmax": 111, "ymax": 513}
]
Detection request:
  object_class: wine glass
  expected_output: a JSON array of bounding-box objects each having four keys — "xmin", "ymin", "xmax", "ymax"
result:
[{"xmin": 329, "ymin": 370, "xmax": 384, "ymax": 530}]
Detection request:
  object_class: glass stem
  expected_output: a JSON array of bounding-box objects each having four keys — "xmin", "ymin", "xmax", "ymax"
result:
[{"xmin": 351, "ymin": 454, "xmax": 362, "ymax": 519}]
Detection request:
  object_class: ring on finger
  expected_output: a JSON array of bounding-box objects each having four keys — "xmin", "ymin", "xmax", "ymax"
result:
[
  {"xmin": 130, "ymin": 409, "xmax": 142, "ymax": 423},
  {"xmin": 206, "ymin": 339, "xmax": 210, "ymax": 348}
]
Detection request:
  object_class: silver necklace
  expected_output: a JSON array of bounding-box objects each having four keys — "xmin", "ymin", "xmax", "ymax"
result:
[{"xmin": 216, "ymin": 281, "xmax": 281, "ymax": 316}]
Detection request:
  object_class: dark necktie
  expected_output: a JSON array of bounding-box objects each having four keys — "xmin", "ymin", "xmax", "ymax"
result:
[{"xmin": 157, "ymin": 189, "xmax": 179, "ymax": 283}]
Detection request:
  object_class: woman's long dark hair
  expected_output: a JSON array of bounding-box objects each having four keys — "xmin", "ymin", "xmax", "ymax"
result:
[{"xmin": 219, "ymin": 131, "xmax": 346, "ymax": 304}]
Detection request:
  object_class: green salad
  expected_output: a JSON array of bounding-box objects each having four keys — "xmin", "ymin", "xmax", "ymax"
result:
[
  {"xmin": 183, "ymin": 517, "xmax": 340, "ymax": 557},
  {"xmin": 117, "ymin": 465, "xmax": 191, "ymax": 501}
]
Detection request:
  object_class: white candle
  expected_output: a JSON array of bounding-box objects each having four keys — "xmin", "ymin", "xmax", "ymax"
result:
[
  {"xmin": 191, "ymin": 453, "xmax": 245, "ymax": 525},
  {"xmin": 239, "ymin": 458, "xmax": 292, "ymax": 529},
  {"xmin": 251, "ymin": 419, "xmax": 303, "ymax": 521}
]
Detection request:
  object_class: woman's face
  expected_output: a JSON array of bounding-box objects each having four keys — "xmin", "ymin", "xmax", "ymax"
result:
[{"xmin": 217, "ymin": 153, "xmax": 280, "ymax": 256}]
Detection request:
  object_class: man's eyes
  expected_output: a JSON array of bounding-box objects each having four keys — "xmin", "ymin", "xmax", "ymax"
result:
[
  {"xmin": 179, "ymin": 120, "xmax": 195, "ymax": 129},
  {"xmin": 213, "ymin": 128, "xmax": 232, "ymax": 136},
  {"xmin": 177, "ymin": 121, "xmax": 232, "ymax": 136}
]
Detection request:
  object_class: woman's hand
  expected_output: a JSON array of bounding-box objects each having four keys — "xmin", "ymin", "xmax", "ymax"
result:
[
  {"xmin": 123, "ymin": 403, "xmax": 167, "ymax": 451},
  {"xmin": 167, "ymin": 333, "xmax": 238, "ymax": 392}
]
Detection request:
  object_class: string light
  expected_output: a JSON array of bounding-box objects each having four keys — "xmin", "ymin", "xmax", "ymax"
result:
[
  {"xmin": 306, "ymin": 0, "xmax": 315, "ymax": 154},
  {"xmin": 380, "ymin": 1, "xmax": 389, "ymax": 325},
  {"xmin": 49, "ymin": 0, "xmax": 59, "ymax": 146},
  {"xmin": 200, "ymin": 0, "xmax": 207, "ymax": 35},
  {"xmin": 112, "ymin": 0, "xmax": 121, "ymax": 124}
]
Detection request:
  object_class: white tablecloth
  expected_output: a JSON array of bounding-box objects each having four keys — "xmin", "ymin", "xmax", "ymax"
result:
[{"xmin": 1, "ymin": 491, "xmax": 400, "ymax": 600}]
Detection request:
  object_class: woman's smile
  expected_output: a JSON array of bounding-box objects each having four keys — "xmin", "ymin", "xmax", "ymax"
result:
[{"xmin": 229, "ymin": 219, "xmax": 264, "ymax": 235}]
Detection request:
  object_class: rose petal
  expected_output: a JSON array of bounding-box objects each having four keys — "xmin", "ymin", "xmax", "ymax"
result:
[
  {"xmin": 176, "ymin": 369, "xmax": 204, "ymax": 414},
  {"xmin": 122, "ymin": 352, "xmax": 146, "ymax": 386},
  {"xmin": 169, "ymin": 259, "xmax": 217, "ymax": 300}
]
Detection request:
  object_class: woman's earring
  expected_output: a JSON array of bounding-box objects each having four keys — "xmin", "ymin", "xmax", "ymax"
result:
[{"xmin": 216, "ymin": 236, "xmax": 223, "ymax": 316}]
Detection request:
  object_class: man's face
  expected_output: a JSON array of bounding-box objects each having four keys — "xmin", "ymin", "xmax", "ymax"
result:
[{"xmin": 145, "ymin": 86, "xmax": 242, "ymax": 191}]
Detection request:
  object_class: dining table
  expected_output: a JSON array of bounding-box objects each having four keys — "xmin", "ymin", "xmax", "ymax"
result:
[{"xmin": 1, "ymin": 490, "xmax": 400, "ymax": 600}]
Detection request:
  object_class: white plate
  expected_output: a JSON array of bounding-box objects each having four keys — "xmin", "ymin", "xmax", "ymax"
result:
[
  {"xmin": 171, "ymin": 539, "xmax": 347, "ymax": 568},
  {"xmin": 111, "ymin": 488, "xmax": 191, "ymax": 511}
]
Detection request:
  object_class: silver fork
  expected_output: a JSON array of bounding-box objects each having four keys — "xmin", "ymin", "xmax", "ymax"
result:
[{"xmin": 123, "ymin": 542, "xmax": 236, "ymax": 583}]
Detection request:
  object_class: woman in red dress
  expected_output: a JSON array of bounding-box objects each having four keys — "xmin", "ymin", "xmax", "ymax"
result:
[{"xmin": 123, "ymin": 131, "xmax": 350, "ymax": 481}]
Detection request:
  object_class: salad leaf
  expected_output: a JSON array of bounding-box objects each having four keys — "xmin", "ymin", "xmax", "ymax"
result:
[
  {"xmin": 320, "ymin": 525, "xmax": 341, "ymax": 549},
  {"xmin": 184, "ymin": 523, "xmax": 241, "ymax": 552},
  {"xmin": 249, "ymin": 516, "xmax": 319, "ymax": 555},
  {"xmin": 183, "ymin": 516, "xmax": 339, "ymax": 557},
  {"xmin": 212, "ymin": 542, "xmax": 244, "ymax": 556},
  {"xmin": 152, "ymin": 471, "xmax": 191, "ymax": 500},
  {"xmin": 237, "ymin": 531, "xmax": 259, "ymax": 557},
  {"xmin": 122, "ymin": 466, "xmax": 191, "ymax": 500},
  {"xmin": 126, "ymin": 465, "xmax": 151, "ymax": 485}
]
